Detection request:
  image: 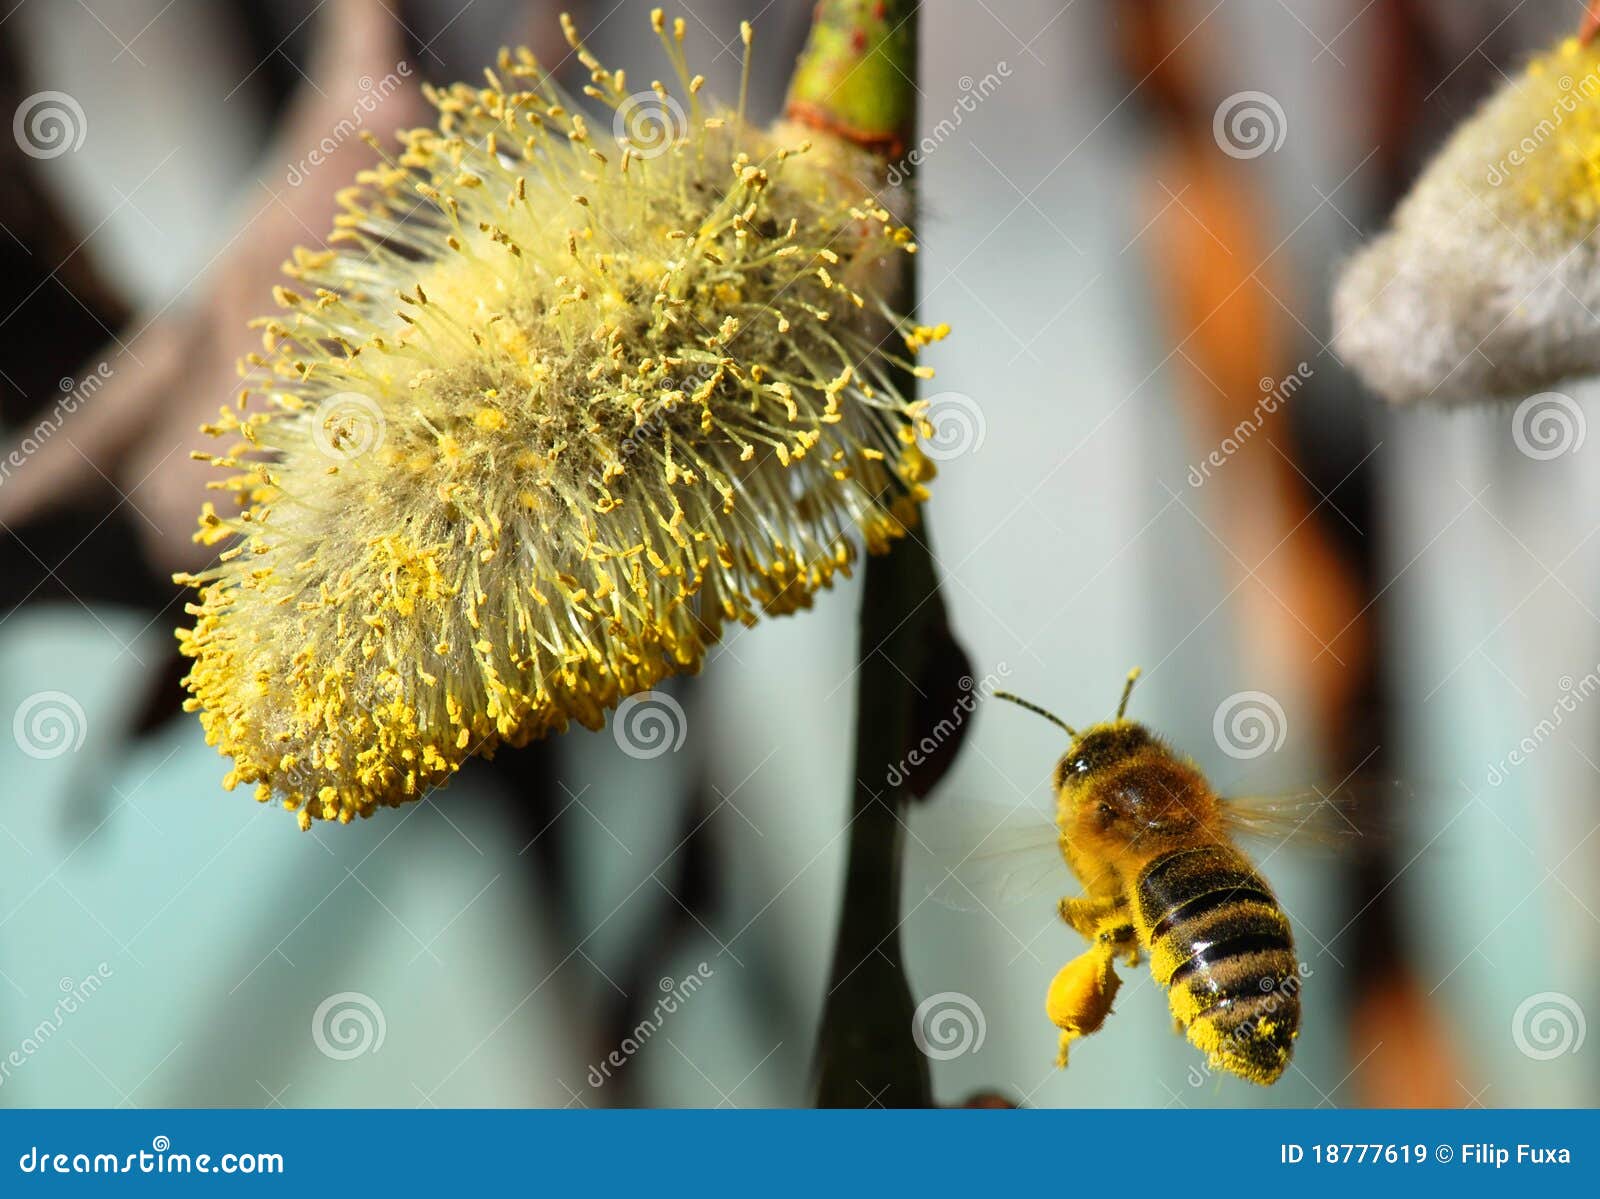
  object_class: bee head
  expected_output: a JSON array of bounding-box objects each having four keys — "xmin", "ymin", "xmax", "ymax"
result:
[
  {"xmin": 994, "ymin": 667, "xmax": 1149, "ymax": 797},
  {"xmin": 994, "ymin": 672, "xmax": 1211, "ymax": 846},
  {"xmin": 1058, "ymin": 720, "xmax": 1201, "ymax": 841},
  {"xmin": 1053, "ymin": 721, "xmax": 1153, "ymax": 793}
]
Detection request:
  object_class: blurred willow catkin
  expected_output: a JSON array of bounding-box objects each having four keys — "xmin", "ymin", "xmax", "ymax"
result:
[
  {"xmin": 1335, "ymin": 35, "xmax": 1600, "ymax": 405},
  {"xmin": 176, "ymin": 10, "xmax": 948, "ymax": 827}
]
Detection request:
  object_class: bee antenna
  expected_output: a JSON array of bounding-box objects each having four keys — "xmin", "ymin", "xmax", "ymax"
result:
[
  {"xmin": 993, "ymin": 691, "xmax": 1078, "ymax": 739},
  {"xmin": 1115, "ymin": 667, "xmax": 1143, "ymax": 721}
]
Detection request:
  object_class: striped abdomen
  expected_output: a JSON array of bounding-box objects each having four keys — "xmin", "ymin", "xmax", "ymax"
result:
[{"xmin": 1133, "ymin": 842, "xmax": 1300, "ymax": 1085}]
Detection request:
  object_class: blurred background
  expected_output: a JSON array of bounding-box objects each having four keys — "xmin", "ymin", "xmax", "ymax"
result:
[{"xmin": 1, "ymin": 0, "xmax": 1596, "ymax": 1108}]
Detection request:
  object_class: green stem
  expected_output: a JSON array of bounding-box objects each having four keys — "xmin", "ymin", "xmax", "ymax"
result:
[{"xmin": 785, "ymin": 0, "xmax": 918, "ymax": 159}]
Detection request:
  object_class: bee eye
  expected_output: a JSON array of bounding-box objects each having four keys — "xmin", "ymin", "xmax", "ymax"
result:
[
  {"xmin": 1055, "ymin": 749, "xmax": 1099, "ymax": 790},
  {"xmin": 1097, "ymin": 802, "xmax": 1115, "ymax": 820}
]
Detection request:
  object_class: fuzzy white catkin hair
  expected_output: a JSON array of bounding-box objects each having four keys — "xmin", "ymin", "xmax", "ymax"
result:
[{"xmin": 1334, "ymin": 37, "xmax": 1600, "ymax": 406}]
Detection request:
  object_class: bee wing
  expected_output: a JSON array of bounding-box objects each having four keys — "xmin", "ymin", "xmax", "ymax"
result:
[
  {"xmin": 1219, "ymin": 779, "xmax": 1405, "ymax": 852},
  {"xmin": 903, "ymin": 797, "xmax": 1064, "ymax": 913}
]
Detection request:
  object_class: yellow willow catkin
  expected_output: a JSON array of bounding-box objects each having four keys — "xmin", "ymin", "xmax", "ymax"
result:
[{"xmin": 176, "ymin": 13, "xmax": 948, "ymax": 829}]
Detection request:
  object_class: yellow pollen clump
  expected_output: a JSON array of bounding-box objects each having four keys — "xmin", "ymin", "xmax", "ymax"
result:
[
  {"xmin": 1492, "ymin": 38, "xmax": 1600, "ymax": 234},
  {"xmin": 176, "ymin": 13, "xmax": 946, "ymax": 827},
  {"xmin": 1046, "ymin": 941, "xmax": 1121, "ymax": 1068}
]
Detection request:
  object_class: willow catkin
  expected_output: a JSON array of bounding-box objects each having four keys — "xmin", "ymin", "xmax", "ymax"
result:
[
  {"xmin": 1335, "ymin": 37, "xmax": 1600, "ymax": 405},
  {"xmin": 177, "ymin": 13, "xmax": 945, "ymax": 827}
]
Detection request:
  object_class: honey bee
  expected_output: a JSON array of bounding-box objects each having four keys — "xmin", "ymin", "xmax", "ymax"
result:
[{"xmin": 994, "ymin": 669, "xmax": 1308, "ymax": 1087}]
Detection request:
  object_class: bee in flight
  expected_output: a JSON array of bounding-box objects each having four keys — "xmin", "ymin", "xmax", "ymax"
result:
[{"xmin": 994, "ymin": 669, "xmax": 1305, "ymax": 1086}]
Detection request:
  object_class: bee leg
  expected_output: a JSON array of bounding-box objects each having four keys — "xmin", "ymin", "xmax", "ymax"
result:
[
  {"xmin": 1095, "ymin": 919, "xmax": 1141, "ymax": 967},
  {"xmin": 1047, "ymin": 942, "xmax": 1123, "ymax": 1068},
  {"xmin": 1058, "ymin": 896, "xmax": 1121, "ymax": 941},
  {"xmin": 1055, "ymin": 1031, "xmax": 1076, "ymax": 1070}
]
